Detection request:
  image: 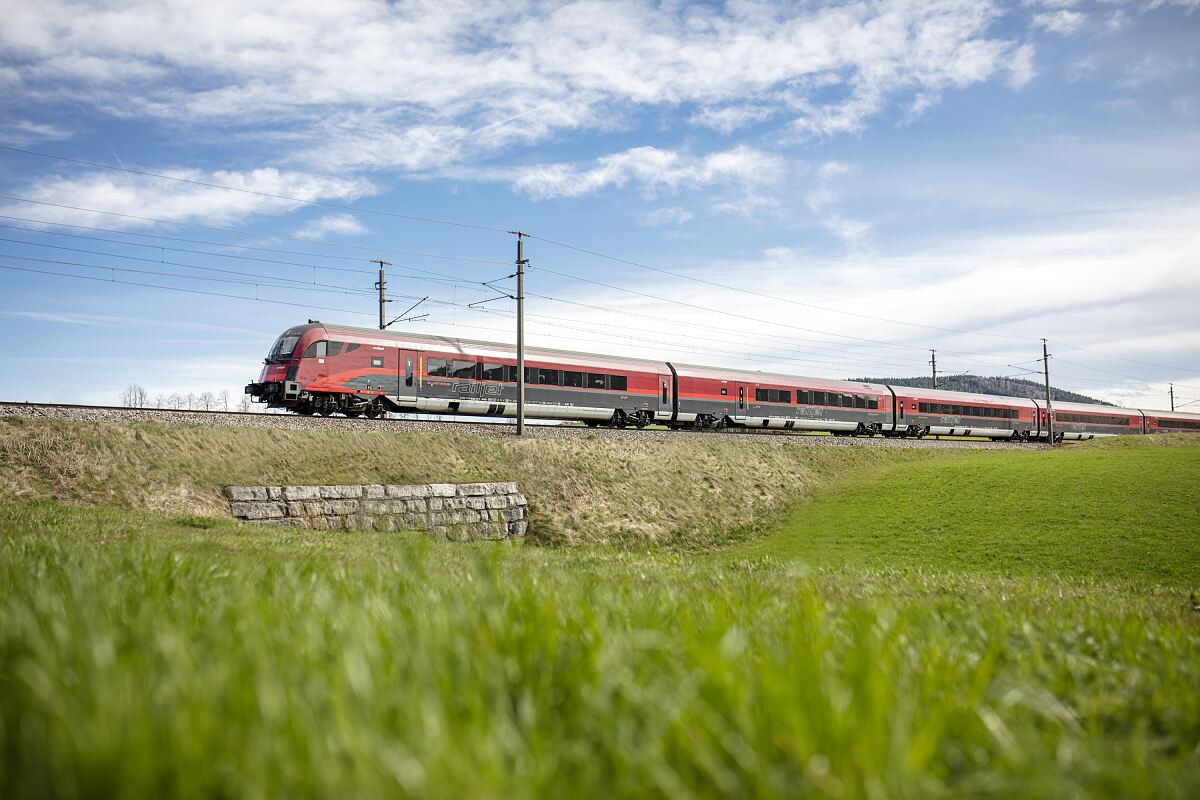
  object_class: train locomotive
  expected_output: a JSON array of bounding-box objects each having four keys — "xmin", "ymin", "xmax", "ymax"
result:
[{"xmin": 245, "ymin": 322, "xmax": 1200, "ymax": 441}]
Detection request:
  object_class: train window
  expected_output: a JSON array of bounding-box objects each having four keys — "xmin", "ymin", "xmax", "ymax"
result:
[
  {"xmin": 272, "ymin": 335, "xmax": 300, "ymax": 359},
  {"xmin": 327, "ymin": 341, "xmax": 344, "ymax": 357},
  {"xmin": 1057, "ymin": 412, "xmax": 1134, "ymax": 426},
  {"xmin": 813, "ymin": 391, "xmax": 826, "ymax": 406},
  {"xmin": 427, "ymin": 358, "xmax": 451, "ymax": 377},
  {"xmin": 562, "ymin": 371, "xmax": 584, "ymax": 387},
  {"xmin": 539, "ymin": 368, "xmax": 561, "ymax": 385},
  {"xmin": 588, "ymin": 373, "xmax": 607, "ymax": 390},
  {"xmin": 371, "ymin": 356, "xmax": 384, "ymax": 368},
  {"xmin": 755, "ymin": 388, "xmax": 790, "ymax": 403},
  {"xmin": 609, "ymin": 375, "xmax": 627, "ymax": 391},
  {"xmin": 662, "ymin": 382, "xmax": 669, "ymax": 404},
  {"xmin": 505, "ymin": 365, "xmax": 519, "ymax": 383},
  {"xmin": 869, "ymin": 398, "xmax": 879, "ymax": 410},
  {"xmin": 481, "ymin": 363, "xmax": 506, "ymax": 381},
  {"xmin": 1158, "ymin": 418, "xmax": 1200, "ymax": 430},
  {"xmin": 451, "ymin": 360, "xmax": 477, "ymax": 379},
  {"xmin": 796, "ymin": 390, "xmax": 811, "ymax": 405},
  {"xmin": 405, "ymin": 357, "xmax": 413, "ymax": 387},
  {"xmin": 346, "ymin": 343, "xmax": 360, "ymax": 353},
  {"xmin": 303, "ymin": 340, "xmax": 329, "ymax": 358},
  {"xmin": 720, "ymin": 387, "xmax": 728, "ymax": 396},
  {"xmin": 738, "ymin": 386, "xmax": 745, "ymax": 409}
]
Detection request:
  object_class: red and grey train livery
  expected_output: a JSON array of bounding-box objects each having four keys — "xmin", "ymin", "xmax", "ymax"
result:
[{"xmin": 246, "ymin": 322, "xmax": 1200, "ymax": 441}]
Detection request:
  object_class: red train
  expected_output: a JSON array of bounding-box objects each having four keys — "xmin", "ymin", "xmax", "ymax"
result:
[{"xmin": 245, "ymin": 322, "xmax": 1200, "ymax": 441}]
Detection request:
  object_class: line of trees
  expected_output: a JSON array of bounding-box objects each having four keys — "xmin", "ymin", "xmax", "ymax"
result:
[{"xmin": 120, "ymin": 384, "xmax": 254, "ymax": 412}]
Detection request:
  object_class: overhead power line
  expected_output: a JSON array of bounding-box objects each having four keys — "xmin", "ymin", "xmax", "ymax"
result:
[
  {"xmin": 0, "ymin": 199, "xmax": 510, "ymax": 265},
  {"xmin": 1053, "ymin": 339, "xmax": 1194, "ymax": 373},
  {"xmin": 0, "ymin": 145, "xmax": 511, "ymax": 234},
  {"xmin": 0, "ymin": 230, "xmax": 485, "ymax": 291},
  {"xmin": 0, "ymin": 264, "xmax": 377, "ymax": 317},
  {"xmin": 0, "ymin": 253, "xmax": 376, "ymax": 297},
  {"xmin": 529, "ymin": 233, "xmax": 1033, "ymax": 342}
]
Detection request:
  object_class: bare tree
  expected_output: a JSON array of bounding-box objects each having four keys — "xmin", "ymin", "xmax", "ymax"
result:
[
  {"xmin": 168, "ymin": 393, "xmax": 182, "ymax": 410},
  {"xmin": 120, "ymin": 384, "xmax": 148, "ymax": 407},
  {"xmin": 185, "ymin": 392, "xmax": 196, "ymax": 410},
  {"xmin": 219, "ymin": 389, "xmax": 230, "ymax": 411},
  {"xmin": 199, "ymin": 392, "xmax": 215, "ymax": 411},
  {"xmin": 237, "ymin": 395, "xmax": 252, "ymax": 413},
  {"xmin": 154, "ymin": 394, "xmax": 167, "ymax": 409}
]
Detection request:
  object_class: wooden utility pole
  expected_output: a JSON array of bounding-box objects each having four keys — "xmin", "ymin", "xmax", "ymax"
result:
[
  {"xmin": 371, "ymin": 259, "xmax": 391, "ymax": 330},
  {"xmin": 1170, "ymin": 383, "xmax": 1175, "ymax": 412},
  {"xmin": 1042, "ymin": 338, "xmax": 1054, "ymax": 444},
  {"xmin": 929, "ymin": 349, "xmax": 937, "ymax": 389},
  {"xmin": 508, "ymin": 231, "xmax": 528, "ymax": 436}
]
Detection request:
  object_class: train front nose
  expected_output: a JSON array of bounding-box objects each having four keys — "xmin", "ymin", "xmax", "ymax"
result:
[{"xmin": 246, "ymin": 363, "xmax": 293, "ymax": 404}]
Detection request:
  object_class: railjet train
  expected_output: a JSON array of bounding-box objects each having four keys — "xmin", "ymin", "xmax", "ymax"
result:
[{"xmin": 245, "ymin": 322, "xmax": 1200, "ymax": 442}]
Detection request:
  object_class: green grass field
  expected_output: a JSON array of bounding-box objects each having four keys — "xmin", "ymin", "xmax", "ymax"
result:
[{"xmin": 1, "ymin": 426, "xmax": 1198, "ymax": 798}]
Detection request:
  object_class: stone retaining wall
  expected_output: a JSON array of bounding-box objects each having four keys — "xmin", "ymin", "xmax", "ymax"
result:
[{"xmin": 225, "ymin": 482, "xmax": 527, "ymax": 540}]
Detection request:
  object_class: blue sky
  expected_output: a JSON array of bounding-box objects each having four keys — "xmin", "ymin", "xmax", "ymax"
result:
[{"xmin": 1, "ymin": 0, "xmax": 1198, "ymax": 411}]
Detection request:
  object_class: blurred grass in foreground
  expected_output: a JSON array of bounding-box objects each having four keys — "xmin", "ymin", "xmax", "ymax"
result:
[{"xmin": 1, "ymin": 497, "xmax": 1198, "ymax": 799}]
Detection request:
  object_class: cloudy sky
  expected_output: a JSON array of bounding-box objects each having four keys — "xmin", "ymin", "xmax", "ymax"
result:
[{"xmin": 1, "ymin": 0, "xmax": 1197, "ymax": 410}]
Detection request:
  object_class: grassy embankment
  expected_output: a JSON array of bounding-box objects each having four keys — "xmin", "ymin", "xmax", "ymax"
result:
[
  {"xmin": 0, "ymin": 416, "xmax": 947, "ymax": 548},
  {"xmin": 0, "ymin": 418, "xmax": 1198, "ymax": 798}
]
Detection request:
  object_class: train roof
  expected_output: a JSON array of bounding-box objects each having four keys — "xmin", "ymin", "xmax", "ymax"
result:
[
  {"xmin": 1050, "ymin": 399, "xmax": 1143, "ymax": 417},
  {"xmin": 1144, "ymin": 408, "xmax": 1200, "ymax": 421},
  {"xmin": 670, "ymin": 362, "xmax": 889, "ymax": 394},
  {"xmin": 304, "ymin": 323, "xmax": 670, "ymax": 372},
  {"xmin": 884, "ymin": 384, "xmax": 1038, "ymax": 408}
]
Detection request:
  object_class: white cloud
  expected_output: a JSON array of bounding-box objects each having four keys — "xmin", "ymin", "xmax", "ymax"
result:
[
  {"xmin": 640, "ymin": 207, "xmax": 693, "ymax": 227},
  {"xmin": 510, "ymin": 145, "xmax": 785, "ymax": 201},
  {"xmin": 688, "ymin": 104, "xmax": 777, "ymax": 134},
  {"xmin": 0, "ymin": 119, "xmax": 72, "ymax": 146},
  {"xmin": 0, "ymin": 0, "xmax": 1034, "ymax": 171},
  {"xmin": 1032, "ymin": 10, "xmax": 1087, "ymax": 35},
  {"xmin": 294, "ymin": 213, "xmax": 368, "ymax": 240},
  {"xmin": 804, "ymin": 162, "xmax": 871, "ymax": 249},
  {"xmin": 1007, "ymin": 43, "xmax": 1037, "ymax": 88},
  {"xmin": 0, "ymin": 168, "xmax": 375, "ymax": 229}
]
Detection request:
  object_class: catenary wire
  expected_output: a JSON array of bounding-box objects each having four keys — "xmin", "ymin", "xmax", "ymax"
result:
[
  {"xmin": 0, "ymin": 145, "xmax": 511, "ymax": 234},
  {"xmin": 0, "ymin": 198, "xmax": 510, "ymax": 265},
  {"xmin": 528, "ymin": 233, "xmax": 1034, "ymax": 342}
]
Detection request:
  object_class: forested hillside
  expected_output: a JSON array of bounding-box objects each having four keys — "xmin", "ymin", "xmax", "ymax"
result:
[{"xmin": 850, "ymin": 374, "xmax": 1111, "ymax": 405}]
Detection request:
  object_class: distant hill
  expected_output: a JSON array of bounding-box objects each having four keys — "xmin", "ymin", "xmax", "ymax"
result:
[{"xmin": 849, "ymin": 375, "xmax": 1112, "ymax": 406}]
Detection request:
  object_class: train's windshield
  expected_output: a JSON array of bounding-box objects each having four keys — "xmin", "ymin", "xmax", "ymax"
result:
[{"xmin": 267, "ymin": 334, "xmax": 300, "ymax": 363}]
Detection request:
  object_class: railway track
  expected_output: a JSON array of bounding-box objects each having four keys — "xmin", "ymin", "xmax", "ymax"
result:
[{"xmin": 0, "ymin": 401, "xmax": 1045, "ymax": 450}]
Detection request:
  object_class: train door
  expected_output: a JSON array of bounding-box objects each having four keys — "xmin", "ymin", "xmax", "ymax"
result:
[
  {"xmin": 398, "ymin": 348, "xmax": 417, "ymax": 396},
  {"xmin": 657, "ymin": 372, "xmax": 672, "ymax": 422}
]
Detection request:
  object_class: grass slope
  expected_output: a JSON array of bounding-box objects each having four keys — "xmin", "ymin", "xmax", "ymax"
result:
[
  {"xmin": 0, "ymin": 416, "xmax": 944, "ymax": 548},
  {"xmin": 2, "ymin": 425, "xmax": 1198, "ymax": 797},
  {"xmin": 1, "ymin": 501, "xmax": 1198, "ymax": 799},
  {"xmin": 734, "ymin": 436, "xmax": 1200, "ymax": 586}
]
